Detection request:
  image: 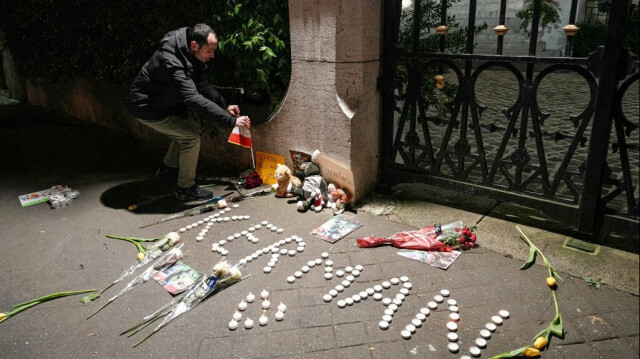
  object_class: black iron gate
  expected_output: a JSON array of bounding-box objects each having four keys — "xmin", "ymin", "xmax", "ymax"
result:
[{"xmin": 379, "ymin": 0, "xmax": 639, "ymax": 252}]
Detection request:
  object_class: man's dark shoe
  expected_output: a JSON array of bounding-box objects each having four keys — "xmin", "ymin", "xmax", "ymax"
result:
[
  {"xmin": 155, "ymin": 164, "xmax": 179, "ymax": 184},
  {"xmin": 174, "ymin": 184, "xmax": 214, "ymax": 201}
]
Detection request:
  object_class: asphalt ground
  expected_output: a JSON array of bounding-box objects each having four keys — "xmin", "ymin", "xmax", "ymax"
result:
[{"xmin": 0, "ymin": 99, "xmax": 638, "ymax": 358}]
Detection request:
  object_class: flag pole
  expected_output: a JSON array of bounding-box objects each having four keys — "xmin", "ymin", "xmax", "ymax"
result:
[
  {"xmin": 245, "ymin": 115, "xmax": 255, "ymax": 169},
  {"xmin": 250, "ymin": 145, "xmax": 255, "ymax": 169}
]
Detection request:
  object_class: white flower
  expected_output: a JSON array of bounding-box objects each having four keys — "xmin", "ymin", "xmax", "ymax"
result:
[{"xmin": 164, "ymin": 232, "xmax": 181, "ymax": 245}]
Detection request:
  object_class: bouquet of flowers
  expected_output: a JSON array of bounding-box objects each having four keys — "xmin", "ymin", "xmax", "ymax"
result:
[
  {"xmin": 357, "ymin": 220, "xmax": 477, "ymax": 251},
  {"xmin": 100, "ymin": 232, "xmax": 182, "ymax": 294},
  {"xmin": 241, "ymin": 170, "xmax": 263, "ymax": 189},
  {"xmin": 87, "ymin": 245, "xmax": 185, "ymax": 319},
  {"xmin": 123, "ymin": 260, "xmax": 243, "ymax": 347},
  {"xmin": 437, "ymin": 224, "xmax": 477, "ymax": 250}
]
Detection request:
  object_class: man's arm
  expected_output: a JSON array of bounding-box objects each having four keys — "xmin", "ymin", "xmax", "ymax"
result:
[
  {"xmin": 168, "ymin": 68, "xmax": 236, "ymax": 127},
  {"xmin": 196, "ymin": 81, "xmax": 228, "ymax": 110},
  {"xmin": 197, "ymin": 81, "xmax": 240, "ymax": 117}
]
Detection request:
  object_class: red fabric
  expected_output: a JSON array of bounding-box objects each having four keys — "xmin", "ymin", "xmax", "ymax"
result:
[
  {"xmin": 357, "ymin": 225, "xmax": 453, "ymax": 252},
  {"xmin": 228, "ymin": 127, "xmax": 252, "ymax": 148}
]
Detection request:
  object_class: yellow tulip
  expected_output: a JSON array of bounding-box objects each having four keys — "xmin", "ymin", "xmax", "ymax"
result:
[
  {"xmin": 0, "ymin": 312, "xmax": 7, "ymax": 321},
  {"xmin": 523, "ymin": 347, "xmax": 541, "ymax": 357},
  {"xmin": 534, "ymin": 336, "xmax": 548, "ymax": 349},
  {"xmin": 546, "ymin": 276, "xmax": 557, "ymax": 287},
  {"xmin": 137, "ymin": 252, "xmax": 145, "ymax": 261}
]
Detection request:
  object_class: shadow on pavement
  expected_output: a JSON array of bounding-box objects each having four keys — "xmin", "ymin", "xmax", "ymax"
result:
[{"xmin": 100, "ymin": 179, "xmax": 239, "ymax": 215}]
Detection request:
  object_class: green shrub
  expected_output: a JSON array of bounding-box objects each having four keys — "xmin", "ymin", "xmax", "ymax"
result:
[
  {"xmin": 0, "ymin": 0, "xmax": 290, "ymax": 118},
  {"xmin": 572, "ymin": 21, "xmax": 607, "ymax": 57}
]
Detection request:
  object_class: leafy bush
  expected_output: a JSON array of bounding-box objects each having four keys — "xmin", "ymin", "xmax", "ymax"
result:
[
  {"xmin": 572, "ymin": 4, "xmax": 638, "ymax": 58},
  {"xmin": 572, "ymin": 21, "xmax": 607, "ymax": 57},
  {"xmin": 0, "ymin": 0, "xmax": 291, "ymax": 118}
]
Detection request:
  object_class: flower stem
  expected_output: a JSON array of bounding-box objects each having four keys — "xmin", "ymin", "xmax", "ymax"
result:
[
  {"xmin": 492, "ymin": 227, "xmax": 565, "ymax": 357},
  {"xmin": 2, "ymin": 289, "xmax": 95, "ymax": 324},
  {"xmin": 126, "ymin": 315, "xmax": 163, "ymax": 338},
  {"xmin": 105, "ymin": 235, "xmax": 158, "ymax": 242},
  {"xmin": 120, "ymin": 303, "xmax": 174, "ymax": 336},
  {"xmin": 133, "ymin": 328, "xmax": 158, "ymax": 348},
  {"xmin": 99, "ymin": 281, "xmax": 117, "ymax": 294},
  {"xmin": 11, "ymin": 289, "xmax": 96, "ymax": 308},
  {"xmin": 517, "ymin": 226, "xmax": 561, "ymax": 280},
  {"xmin": 86, "ymin": 299, "xmax": 114, "ymax": 319},
  {"xmin": 1, "ymin": 302, "xmax": 40, "ymax": 323},
  {"xmin": 105, "ymin": 235, "xmax": 147, "ymax": 254}
]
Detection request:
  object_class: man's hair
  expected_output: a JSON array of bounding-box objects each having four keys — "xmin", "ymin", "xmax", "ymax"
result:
[{"xmin": 192, "ymin": 23, "xmax": 216, "ymax": 45}]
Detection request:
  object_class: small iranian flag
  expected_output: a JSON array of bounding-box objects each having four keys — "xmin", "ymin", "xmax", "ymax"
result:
[{"xmin": 228, "ymin": 127, "xmax": 252, "ymax": 148}]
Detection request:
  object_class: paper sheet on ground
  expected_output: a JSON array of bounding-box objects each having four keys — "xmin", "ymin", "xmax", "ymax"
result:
[
  {"xmin": 312, "ymin": 215, "xmax": 362, "ymax": 243},
  {"xmin": 397, "ymin": 249, "xmax": 462, "ymax": 270},
  {"xmin": 153, "ymin": 261, "xmax": 203, "ymax": 295}
]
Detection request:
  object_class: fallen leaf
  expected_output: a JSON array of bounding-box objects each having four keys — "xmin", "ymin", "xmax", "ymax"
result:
[{"xmin": 79, "ymin": 293, "xmax": 101, "ymax": 303}]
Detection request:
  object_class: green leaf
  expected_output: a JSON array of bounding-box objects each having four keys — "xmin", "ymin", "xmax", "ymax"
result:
[
  {"xmin": 264, "ymin": 47, "xmax": 276, "ymax": 60},
  {"xmin": 551, "ymin": 269, "xmax": 563, "ymax": 281},
  {"xmin": 550, "ymin": 315, "xmax": 565, "ymax": 338},
  {"xmin": 79, "ymin": 293, "xmax": 101, "ymax": 303},
  {"xmin": 489, "ymin": 346, "xmax": 529, "ymax": 359},
  {"xmin": 12, "ymin": 289, "xmax": 96, "ymax": 308},
  {"xmin": 519, "ymin": 246, "xmax": 537, "ymax": 270}
]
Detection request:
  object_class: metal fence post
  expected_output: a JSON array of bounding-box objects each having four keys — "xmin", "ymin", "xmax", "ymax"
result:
[{"xmin": 577, "ymin": 0, "xmax": 631, "ymax": 237}]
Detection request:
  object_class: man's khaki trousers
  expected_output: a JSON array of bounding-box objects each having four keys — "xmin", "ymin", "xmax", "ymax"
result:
[{"xmin": 138, "ymin": 115, "xmax": 200, "ymax": 188}]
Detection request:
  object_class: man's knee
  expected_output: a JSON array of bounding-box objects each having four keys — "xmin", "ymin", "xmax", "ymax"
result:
[{"xmin": 178, "ymin": 132, "xmax": 200, "ymax": 150}]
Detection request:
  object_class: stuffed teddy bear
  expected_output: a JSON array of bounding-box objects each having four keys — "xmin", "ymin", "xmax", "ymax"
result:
[
  {"xmin": 326, "ymin": 183, "xmax": 339, "ymax": 210},
  {"xmin": 309, "ymin": 188, "xmax": 325, "ymax": 213},
  {"xmin": 274, "ymin": 164, "xmax": 301, "ymax": 198},
  {"xmin": 287, "ymin": 161, "xmax": 328, "ymax": 212},
  {"xmin": 328, "ymin": 184, "xmax": 352, "ymax": 214}
]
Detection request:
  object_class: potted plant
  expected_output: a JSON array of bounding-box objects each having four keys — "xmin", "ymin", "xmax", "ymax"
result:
[{"xmin": 516, "ymin": 0, "xmax": 561, "ymax": 38}]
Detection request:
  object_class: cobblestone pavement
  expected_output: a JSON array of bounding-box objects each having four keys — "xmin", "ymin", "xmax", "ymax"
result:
[
  {"xmin": 393, "ymin": 68, "xmax": 639, "ymax": 214},
  {"xmin": 0, "ymin": 100, "xmax": 638, "ymax": 358}
]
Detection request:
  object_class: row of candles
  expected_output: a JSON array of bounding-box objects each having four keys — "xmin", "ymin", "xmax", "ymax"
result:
[
  {"xmin": 173, "ymin": 204, "xmax": 514, "ymax": 358},
  {"xmin": 229, "ymin": 289, "xmax": 287, "ymax": 330}
]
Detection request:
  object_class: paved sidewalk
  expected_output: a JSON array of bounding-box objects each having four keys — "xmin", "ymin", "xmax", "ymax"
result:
[{"xmin": 0, "ymin": 101, "xmax": 638, "ymax": 358}]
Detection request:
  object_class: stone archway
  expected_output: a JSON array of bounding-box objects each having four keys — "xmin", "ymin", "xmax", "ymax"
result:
[{"xmin": 252, "ymin": 0, "xmax": 383, "ymax": 202}]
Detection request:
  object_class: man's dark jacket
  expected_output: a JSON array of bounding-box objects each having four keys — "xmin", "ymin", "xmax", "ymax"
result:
[{"xmin": 128, "ymin": 27, "xmax": 236, "ymax": 127}]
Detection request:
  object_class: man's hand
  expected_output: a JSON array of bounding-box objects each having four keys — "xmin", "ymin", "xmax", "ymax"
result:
[
  {"xmin": 226, "ymin": 105, "xmax": 240, "ymax": 117},
  {"xmin": 235, "ymin": 116, "xmax": 251, "ymax": 129}
]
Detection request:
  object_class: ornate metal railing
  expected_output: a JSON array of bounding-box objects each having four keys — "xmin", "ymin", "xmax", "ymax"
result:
[{"xmin": 379, "ymin": 0, "xmax": 638, "ymax": 251}]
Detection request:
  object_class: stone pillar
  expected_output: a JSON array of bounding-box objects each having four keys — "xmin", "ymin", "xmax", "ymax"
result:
[{"xmin": 254, "ymin": 0, "xmax": 382, "ymax": 202}]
